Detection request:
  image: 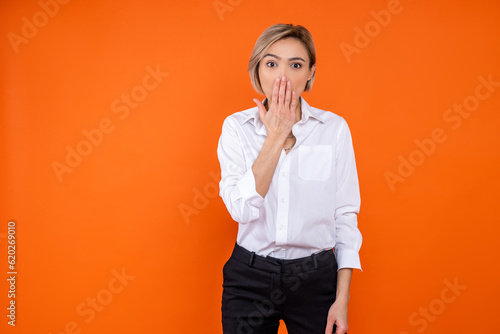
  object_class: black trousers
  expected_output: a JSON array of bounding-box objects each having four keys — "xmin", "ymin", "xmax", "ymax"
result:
[{"xmin": 222, "ymin": 243, "xmax": 338, "ymax": 334}]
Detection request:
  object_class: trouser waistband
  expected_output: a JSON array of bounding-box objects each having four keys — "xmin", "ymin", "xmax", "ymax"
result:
[{"xmin": 230, "ymin": 242, "xmax": 335, "ymax": 274}]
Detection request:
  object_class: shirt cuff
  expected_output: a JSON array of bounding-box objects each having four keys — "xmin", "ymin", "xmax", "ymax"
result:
[
  {"xmin": 334, "ymin": 249, "xmax": 362, "ymax": 272},
  {"xmin": 236, "ymin": 168, "xmax": 265, "ymax": 207}
]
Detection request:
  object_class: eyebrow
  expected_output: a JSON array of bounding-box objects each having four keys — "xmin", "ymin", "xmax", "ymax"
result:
[{"xmin": 263, "ymin": 53, "xmax": 306, "ymax": 62}]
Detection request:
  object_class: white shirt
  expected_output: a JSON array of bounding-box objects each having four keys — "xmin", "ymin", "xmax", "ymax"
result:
[{"xmin": 217, "ymin": 98, "xmax": 362, "ymax": 270}]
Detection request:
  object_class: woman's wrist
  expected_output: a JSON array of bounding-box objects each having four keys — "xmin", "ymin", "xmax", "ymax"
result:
[
  {"xmin": 335, "ymin": 293, "xmax": 350, "ymax": 304},
  {"xmin": 265, "ymin": 132, "xmax": 287, "ymax": 149}
]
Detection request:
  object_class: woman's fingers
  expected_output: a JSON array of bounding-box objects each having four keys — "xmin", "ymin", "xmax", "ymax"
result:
[
  {"xmin": 324, "ymin": 319, "xmax": 334, "ymax": 334},
  {"xmin": 290, "ymin": 90, "xmax": 298, "ymax": 118},
  {"xmin": 278, "ymin": 76, "xmax": 287, "ymax": 109},
  {"xmin": 253, "ymin": 98, "xmax": 267, "ymax": 123},
  {"xmin": 284, "ymin": 80, "xmax": 292, "ymax": 112},
  {"xmin": 258, "ymin": 75, "xmax": 297, "ymax": 137},
  {"xmin": 270, "ymin": 77, "xmax": 280, "ymax": 110}
]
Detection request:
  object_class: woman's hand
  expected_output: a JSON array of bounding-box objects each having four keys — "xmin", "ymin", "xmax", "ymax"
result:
[
  {"xmin": 253, "ymin": 75, "xmax": 298, "ymax": 142},
  {"xmin": 325, "ymin": 297, "xmax": 349, "ymax": 334},
  {"xmin": 250, "ymin": 75, "xmax": 298, "ymax": 198},
  {"xmin": 325, "ymin": 268, "xmax": 353, "ymax": 334}
]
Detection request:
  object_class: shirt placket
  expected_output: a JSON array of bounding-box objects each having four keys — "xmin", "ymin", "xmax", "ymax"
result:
[{"xmin": 274, "ymin": 152, "xmax": 291, "ymax": 258}]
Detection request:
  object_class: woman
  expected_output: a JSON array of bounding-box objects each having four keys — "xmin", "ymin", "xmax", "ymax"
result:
[{"xmin": 217, "ymin": 23, "xmax": 362, "ymax": 334}]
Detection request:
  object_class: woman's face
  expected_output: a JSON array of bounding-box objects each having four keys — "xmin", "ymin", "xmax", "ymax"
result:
[{"xmin": 258, "ymin": 37, "xmax": 315, "ymax": 104}]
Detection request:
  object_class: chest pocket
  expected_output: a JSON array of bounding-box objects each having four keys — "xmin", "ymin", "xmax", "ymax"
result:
[{"xmin": 298, "ymin": 145, "xmax": 333, "ymax": 181}]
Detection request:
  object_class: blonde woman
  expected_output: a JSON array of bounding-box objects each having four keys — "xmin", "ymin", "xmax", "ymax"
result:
[{"xmin": 218, "ymin": 24, "xmax": 362, "ymax": 334}]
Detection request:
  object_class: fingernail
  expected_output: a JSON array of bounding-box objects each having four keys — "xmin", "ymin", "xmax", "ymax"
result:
[
  {"xmin": 281, "ymin": 76, "xmax": 286, "ymax": 81},
  {"xmin": 276, "ymin": 77, "xmax": 280, "ymax": 82}
]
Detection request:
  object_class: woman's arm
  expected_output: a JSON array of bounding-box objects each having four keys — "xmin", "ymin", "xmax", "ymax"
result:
[
  {"xmin": 325, "ymin": 268, "xmax": 353, "ymax": 334},
  {"xmin": 252, "ymin": 76, "xmax": 298, "ymax": 197},
  {"xmin": 324, "ymin": 118, "xmax": 361, "ymax": 333},
  {"xmin": 217, "ymin": 76, "xmax": 298, "ymax": 223},
  {"xmin": 333, "ymin": 119, "xmax": 362, "ymax": 270}
]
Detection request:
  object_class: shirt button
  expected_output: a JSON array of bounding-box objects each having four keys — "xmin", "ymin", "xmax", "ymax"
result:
[
  {"xmin": 281, "ymin": 171, "xmax": 286, "ymax": 177},
  {"xmin": 281, "ymin": 198, "xmax": 285, "ymax": 203},
  {"xmin": 279, "ymin": 225, "xmax": 286, "ymax": 231}
]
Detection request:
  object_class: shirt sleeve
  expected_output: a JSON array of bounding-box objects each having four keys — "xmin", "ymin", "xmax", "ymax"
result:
[
  {"xmin": 334, "ymin": 118, "xmax": 363, "ymax": 271},
  {"xmin": 217, "ymin": 117, "xmax": 265, "ymax": 224}
]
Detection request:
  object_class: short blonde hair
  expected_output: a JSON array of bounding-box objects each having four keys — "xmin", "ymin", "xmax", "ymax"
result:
[{"xmin": 248, "ymin": 24, "xmax": 316, "ymax": 95}]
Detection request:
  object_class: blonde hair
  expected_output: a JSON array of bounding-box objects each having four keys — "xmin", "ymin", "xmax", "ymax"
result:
[{"xmin": 248, "ymin": 24, "xmax": 316, "ymax": 95}]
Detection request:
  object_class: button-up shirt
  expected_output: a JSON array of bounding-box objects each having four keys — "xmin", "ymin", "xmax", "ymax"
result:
[{"xmin": 217, "ymin": 98, "xmax": 362, "ymax": 270}]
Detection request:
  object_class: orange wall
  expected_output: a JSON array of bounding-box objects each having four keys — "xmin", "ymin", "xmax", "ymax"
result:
[{"xmin": 1, "ymin": 0, "xmax": 499, "ymax": 333}]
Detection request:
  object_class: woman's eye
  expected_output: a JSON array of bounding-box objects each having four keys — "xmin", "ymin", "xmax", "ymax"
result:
[
  {"xmin": 291, "ymin": 63, "xmax": 302, "ymax": 69},
  {"xmin": 266, "ymin": 62, "xmax": 277, "ymax": 68}
]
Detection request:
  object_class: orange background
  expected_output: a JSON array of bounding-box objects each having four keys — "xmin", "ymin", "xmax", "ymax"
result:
[{"xmin": 1, "ymin": 0, "xmax": 499, "ymax": 333}]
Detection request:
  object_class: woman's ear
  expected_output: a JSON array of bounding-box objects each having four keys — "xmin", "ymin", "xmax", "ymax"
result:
[{"xmin": 308, "ymin": 64, "xmax": 316, "ymax": 81}]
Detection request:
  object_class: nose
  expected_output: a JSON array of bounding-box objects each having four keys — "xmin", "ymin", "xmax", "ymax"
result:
[{"xmin": 278, "ymin": 69, "xmax": 290, "ymax": 81}]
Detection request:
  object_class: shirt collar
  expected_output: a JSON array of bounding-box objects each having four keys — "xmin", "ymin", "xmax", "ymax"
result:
[
  {"xmin": 241, "ymin": 97, "xmax": 326, "ymax": 135},
  {"xmin": 297, "ymin": 98, "xmax": 327, "ymax": 124}
]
